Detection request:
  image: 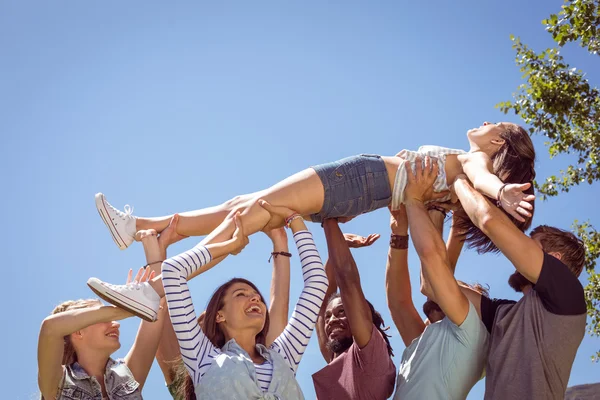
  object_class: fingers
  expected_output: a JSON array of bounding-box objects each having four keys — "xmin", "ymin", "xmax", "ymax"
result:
[
  {"xmin": 258, "ymin": 199, "xmax": 273, "ymax": 213},
  {"xmin": 523, "ymin": 194, "xmax": 536, "ymax": 202},
  {"xmin": 516, "ymin": 206, "xmax": 532, "ymax": 218},
  {"xmin": 233, "ymin": 212, "xmax": 244, "ymax": 236},
  {"xmin": 517, "ymin": 182, "xmax": 532, "ymax": 192},
  {"xmin": 519, "ymin": 200, "xmax": 534, "ymax": 211},
  {"xmin": 133, "ymin": 267, "xmax": 144, "ymax": 283},
  {"xmin": 508, "ymin": 209, "xmax": 526, "ymax": 222},
  {"xmin": 366, "ymin": 233, "xmax": 380, "ymax": 245},
  {"xmin": 126, "ymin": 269, "xmax": 133, "ymax": 285}
]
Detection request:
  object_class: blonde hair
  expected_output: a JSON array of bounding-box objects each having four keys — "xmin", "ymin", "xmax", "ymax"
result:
[{"xmin": 51, "ymin": 299, "xmax": 102, "ymax": 365}]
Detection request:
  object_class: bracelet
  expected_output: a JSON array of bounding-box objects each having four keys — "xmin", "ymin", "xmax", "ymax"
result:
[
  {"xmin": 390, "ymin": 234, "xmax": 409, "ymax": 250},
  {"xmin": 427, "ymin": 204, "xmax": 448, "ymax": 218},
  {"xmin": 496, "ymin": 183, "xmax": 509, "ymax": 207},
  {"xmin": 143, "ymin": 260, "xmax": 164, "ymax": 269},
  {"xmin": 285, "ymin": 213, "xmax": 302, "ymax": 228},
  {"xmin": 268, "ymin": 251, "xmax": 292, "ymax": 262}
]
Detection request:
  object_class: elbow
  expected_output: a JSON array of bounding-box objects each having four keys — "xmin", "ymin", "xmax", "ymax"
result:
[
  {"xmin": 420, "ymin": 280, "xmax": 433, "ymax": 299},
  {"xmin": 39, "ymin": 316, "xmax": 60, "ymax": 339},
  {"xmin": 476, "ymin": 208, "xmax": 497, "ymax": 234}
]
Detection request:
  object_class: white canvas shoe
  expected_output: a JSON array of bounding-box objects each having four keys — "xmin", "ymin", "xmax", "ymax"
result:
[
  {"xmin": 87, "ymin": 277, "xmax": 160, "ymax": 322},
  {"xmin": 95, "ymin": 193, "xmax": 136, "ymax": 250}
]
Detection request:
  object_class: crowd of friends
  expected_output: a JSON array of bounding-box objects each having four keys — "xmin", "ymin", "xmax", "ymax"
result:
[{"xmin": 38, "ymin": 121, "xmax": 587, "ymax": 399}]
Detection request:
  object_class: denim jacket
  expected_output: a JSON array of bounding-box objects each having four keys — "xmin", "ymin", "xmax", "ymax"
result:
[
  {"xmin": 196, "ymin": 339, "xmax": 304, "ymax": 400},
  {"xmin": 56, "ymin": 358, "xmax": 142, "ymax": 400}
]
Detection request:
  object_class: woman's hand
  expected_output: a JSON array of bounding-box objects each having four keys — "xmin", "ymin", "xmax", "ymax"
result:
[
  {"xmin": 258, "ymin": 199, "xmax": 297, "ymax": 222},
  {"xmin": 127, "ymin": 266, "xmax": 156, "ymax": 286},
  {"xmin": 343, "ymin": 233, "xmax": 380, "ymax": 248},
  {"xmin": 157, "ymin": 214, "xmax": 188, "ymax": 249},
  {"xmin": 499, "ymin": 183, "xmax": 535, "ymax": 222},
  {"xmin": 404, "ymin": 157, "xmax": 449, "ymax": 204},
  {"xmin": 230, "ymin": 212, "xmax": 250, "ymax": 255}
]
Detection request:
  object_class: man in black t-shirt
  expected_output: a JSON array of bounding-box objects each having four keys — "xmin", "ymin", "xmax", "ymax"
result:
[{"xmin": 453, "ymin": 175, "xmax": 587, "ymax": 400}]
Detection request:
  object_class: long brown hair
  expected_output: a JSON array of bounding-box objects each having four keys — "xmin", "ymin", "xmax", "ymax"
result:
[
  {"xmin": 457, "ymin": 123, "xmax": 536, "ymax": 253},
  {"xmin": 174, "ymin": 278, "xmax": 270, "ymax": 400}
]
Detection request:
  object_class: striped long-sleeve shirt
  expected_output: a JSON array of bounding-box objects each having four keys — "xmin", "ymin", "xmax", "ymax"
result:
[
  {"xmin": 162, "ymin": 230, "xmax": 328, "ymax": 391},
  {"xmin": 391, "ymin": 145, "xmax": 466, "ymax": 210}
]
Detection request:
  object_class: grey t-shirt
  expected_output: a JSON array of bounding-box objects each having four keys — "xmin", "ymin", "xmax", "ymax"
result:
[{"xmin": 481, "ymin": 253, "xmax": 587, "ymax": 400}]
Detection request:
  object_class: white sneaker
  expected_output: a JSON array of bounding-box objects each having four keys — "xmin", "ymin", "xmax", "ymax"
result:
[
  {"xmin": 95, "ymin": 193, "xmax": 137, "ymax": 250},
  {"xmin": 87, "ymin": 277, "xmax": 160, "ymax": 322}
]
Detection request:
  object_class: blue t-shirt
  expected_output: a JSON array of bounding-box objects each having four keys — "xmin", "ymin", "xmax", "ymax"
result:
[{"xmin": 394, "ymin": 301, "xmax": 488, "ymax": 400}]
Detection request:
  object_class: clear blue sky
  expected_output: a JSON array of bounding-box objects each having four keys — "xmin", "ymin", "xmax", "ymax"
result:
[{"xmin": 3, "ymin": 1, "xmax": 598, "ymax": 398}]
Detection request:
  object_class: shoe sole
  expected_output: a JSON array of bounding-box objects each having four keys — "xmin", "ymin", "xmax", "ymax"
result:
[
  {"xmin": 87, "ymin": 280, "xmax": 156, "ymax": 322},
  {"xmin": 95, "ymin": 193, "xmax": 128, "ymax": 250}
]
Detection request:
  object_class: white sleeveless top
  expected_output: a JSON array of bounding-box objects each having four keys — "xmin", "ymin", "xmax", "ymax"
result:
[{"xmin": 391, "ymin": 145, "xmax": 466, "ymax": 210}]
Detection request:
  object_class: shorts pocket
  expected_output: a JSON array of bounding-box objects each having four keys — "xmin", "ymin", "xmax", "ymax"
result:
[{"xmin": 331, "ymin": 198, "xmax": 356, "ymax": 217}]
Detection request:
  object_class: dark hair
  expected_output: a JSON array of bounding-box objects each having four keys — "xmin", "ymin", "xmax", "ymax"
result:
[
  {"xmin": 530, "ymin": 225, "xmax": 585, "ymax": 277},
  {"xmin": 327, "ymin": 293, "xmax": 393, "ymax": 357},
  {"xmin": 175, "ymin": 278, "xmax": 270, "ymax": 400},
  {"xmin": 456, "ymin": 123, "xmax": 536, "ymax": 253},
  {"xmin": 424, "ymin": 281, "xmax": 489, "ymax": 320}
]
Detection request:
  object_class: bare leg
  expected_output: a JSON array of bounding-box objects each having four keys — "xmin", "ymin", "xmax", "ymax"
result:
[{"xmin": 137, "ymin": 169, "xmax": 324, "ymax": 238}]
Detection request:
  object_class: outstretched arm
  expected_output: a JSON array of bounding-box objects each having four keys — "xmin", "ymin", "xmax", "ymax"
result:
[
  {"xmin": 317, "ymin": 232, "xmax": 379, "ymax": 361},
  {"xmin": 264, "ymin": 227, "xmax": 291, "ymax": 345},
  {"xmin": 38, "ymin": 304, "xmax": 132, "ymax": 399},
  {"xmin": 322, "ymin": 219, "xmax": 372, "ymax": 348},
  {"xmin": 385, "ymin": 205, "xmax": 426, "ymax": 346},
  {"xmin": 460, "ymin": 152, "xmax": 533, "ymax": 221},
  {"xmin": 404, "ymin": 158, "xmax": 470, "ymax": 326},
  {"xmin": 453, "ymin": 175, "xmax": 543, "ymax": 283},
  {"xmin": 124, "ymin": 231, "xmax": 167, "ymax": 389}
]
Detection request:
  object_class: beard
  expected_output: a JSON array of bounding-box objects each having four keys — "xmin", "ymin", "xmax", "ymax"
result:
[
  {"xmin": 326, "ymin": 336, "xmax": 353, "ymax": 355},
  {"xmin": 508, "ymin": 271, "xmax": 533, "ymax": 292}
]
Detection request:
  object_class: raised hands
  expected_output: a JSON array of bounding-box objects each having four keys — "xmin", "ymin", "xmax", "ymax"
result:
[{"xmin": 498, "ymin": 183, "xmax": 535, "ymax": 222}]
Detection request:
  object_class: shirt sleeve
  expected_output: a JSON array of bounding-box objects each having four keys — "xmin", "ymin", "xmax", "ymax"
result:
[
  {"xmin": 534, "ymin": 252, "xmax": 586, "ymax": 315},
  {"xmin": 162, "ymin": 245, "xmax": 221, "ymax": 387},
  {"xmin": 350, "ymin": 324, "xmax": 395, "ymax": 375},
  {"xmin": 270, "ymin": 230, "xmax": 328, "ymax": 374},
  {"xmin": 449, "ymin": 301, "xmax": 489, "ymax": 346},
  {"xmin": 480, "ymin": 296, "xmax": 516, "ymax": 334}
]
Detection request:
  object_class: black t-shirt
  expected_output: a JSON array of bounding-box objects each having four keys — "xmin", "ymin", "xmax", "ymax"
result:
[
  {"xmin": 481, "ymin": 252, "xmax": 586, "ymax": 333},
  {"xmin": 480, "ymin": 252, "xmax": 587, "ymax": 400}
]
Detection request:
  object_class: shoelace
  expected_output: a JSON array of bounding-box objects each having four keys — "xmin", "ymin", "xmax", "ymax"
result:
[{"xmin": 106, "ymin": 200, "xmax": 134, "ymax": 219}]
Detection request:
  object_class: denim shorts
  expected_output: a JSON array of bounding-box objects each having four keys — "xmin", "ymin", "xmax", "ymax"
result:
[{"xmin": 310, "ymin": 154, "xmax": 392, "ymax": 222}]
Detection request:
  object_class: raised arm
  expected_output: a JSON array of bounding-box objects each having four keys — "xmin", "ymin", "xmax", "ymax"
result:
[
  {"xmin": 453, "ymin": 175, "xmax": 542, "ymax": 283},
  {"xmin": 259, "ymin": 200, "xmax": 328, "ymax": 373},
  {"xmin": 418, "ymin": 209, "xmax": 446, "ymax": 300},
  {"xmin": 404, "ymin": 158, "xmax": 470, "ymax": 326},
  {"xmin": 385, "ymin": 205, "xmax": 426, "ymax": 346},
  {"xmin": 38, "ymin": 303, "xmax": 132, "ymax": 400},
  {"xmin": 317, "ymin": 232, "xmax": 380, "ymax": 361},
  {"xmin": 264, "ymin": 227, "xmax": 291, "ymax": 345},
  {"xmin": 162, "ymin": 212, "xmax": 248, "ymax": 385},
  {"xmin": 322, "ymin": 219, "xmax": 372, "ymax": 348},
  {"xmin": 460, "ymin": 152, "xmax": 533, "ymax": 221},
  {"xmin": 123, "ymin": 230, "xmax": 167, "ymax": 389}
]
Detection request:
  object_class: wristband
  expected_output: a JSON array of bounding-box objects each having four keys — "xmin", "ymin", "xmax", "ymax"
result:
[
  {"xmin": 268, "ymin": 251, "xmax": 292, "ymax": 262},
  {"xmin": 390, "ymin": 234, "xmax": 409, "ymax": 250},
  {"xmin": 143, "ymin": 260, "xmax": 164, "ymax": 269},
  {"xmin": 285, "ymin": 213, "xmax": 302, "ymax": 228},
  {"xmin": 496, "ymin": 183, "xmax": 509, "ymax": 208}
]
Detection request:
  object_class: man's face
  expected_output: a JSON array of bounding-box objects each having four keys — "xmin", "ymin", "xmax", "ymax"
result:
[{"xmin": 324, "ymin": 297, "xmax": 353, "ymax": 355}]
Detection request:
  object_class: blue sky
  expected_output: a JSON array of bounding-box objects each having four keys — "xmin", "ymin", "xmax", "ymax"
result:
[{"xmin": 2, "ymin": 1, "xmax": 598, "ymax": 398}]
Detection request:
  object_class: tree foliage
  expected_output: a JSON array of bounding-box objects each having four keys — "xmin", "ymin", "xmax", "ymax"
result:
[{"xmin": 497, "ymin": 0, "xmax": 600, "ymax": 360}]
